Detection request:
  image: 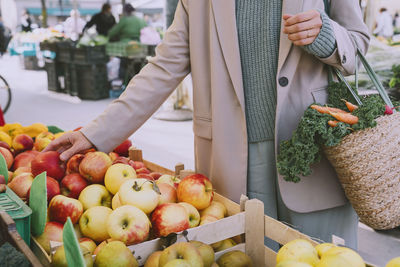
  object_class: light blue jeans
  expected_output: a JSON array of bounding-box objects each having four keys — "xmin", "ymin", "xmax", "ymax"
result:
[{"xmin": 247, "ymin": 141, "xmax": 358, "ymax": 251}]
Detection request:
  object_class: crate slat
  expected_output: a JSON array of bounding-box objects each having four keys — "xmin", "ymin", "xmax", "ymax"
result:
[
  {"xmin": 265, "ymin": 246, "xmax": 277, "ymax": 267},
  {"xmin": 245, "ymin": 199, "xmax": 265, "ymax": 266},
  {"xmin": 129, "ymin": 212, "xmax": 246, "ymax": 265},
  {"xmin": 264, "ymin": 215, "xmax": 319, "ymax": 246}
]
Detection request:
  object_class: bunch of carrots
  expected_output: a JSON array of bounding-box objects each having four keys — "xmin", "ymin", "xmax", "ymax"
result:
[{"xmin": 311, "ymin": 100, "xmax": 358, "ymax": 127}]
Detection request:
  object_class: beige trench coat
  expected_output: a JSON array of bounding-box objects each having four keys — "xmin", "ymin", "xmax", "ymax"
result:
[{"xmin": 82, "ymin": 0, "xmax": 370, "ymax": 213}]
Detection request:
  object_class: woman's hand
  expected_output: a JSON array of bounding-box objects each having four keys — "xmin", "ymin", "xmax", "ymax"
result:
[
  {"xmin": 43, "ymin": 131, "xmax": 94, "ymax": 161},
  {"xmin": 283, "ymin": 10, "xmax": 323, "ymax": 46}
]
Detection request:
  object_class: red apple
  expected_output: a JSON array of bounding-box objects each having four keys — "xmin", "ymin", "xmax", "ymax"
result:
[
  {"xmin": 151, "ymin": 203, "xmax": 190, "ymax": 237},
  {"xmin": 74, "ymin": 126, "xmax": 83, "ymax": 131},
  {"xmin": 112, "ymin": 157, "xmax": 130, "ymax": 166},
  {"xmin": 60, "ymin": 173, "xmax": 88, "ymax": 199},
  {"xmin": 0, "ymin": 175, "xmax": 5, "ymax": 184},
  {"xmin": 177, "ymin": 174, "xmax": 214, "ymax": 210},
  {"xmin": 31, "ymin": 151, "xmax": 66, "ymax": 181},
  {"xmin": 83, "ymin": 148, "xmax": 96, "ymax": 154},
  {"xmin": 48, "ymin": 195, "xmax": 83, "ymax": 224},
  {"xmin": 137, "ymin": 173, "xmax": 154, "ymax": 180},
  {"xmin": 136, "ymin": 167, "xmax": 151, "ymax": 175},
  {"xmin": 130, "ymin": 161, "xmax": 145, "ymax": 170},
  {"xmin": 0, "ymin": 141, "xmax": 11, "ymax": 150},
  {"xmin": 158, "ymin": 183, "xmax": 177, "ymax": 204},
  {"xmin": 35, "ymin": 221, "xmax": 64, "ymax": 254},
  {"xmin": 12, "ymin": 150, "xmax": 39, "ymax": 171},
  {"xmin": 66, "ymin": 154, "xmax": 85, "ymax": 175},
  {"xmin": 113, "ymin": 140, "xmax": 132, "ymax": 157},
  {"xmin": 28, "ymin": 176, "xmax": 61, "ymax": 203},
  {"xmin": 12, "ymin": 134, "xmax": 34, "ymax": 153},
  {"xmin": 149, "ymin": 172, "xmax": 162, "ymax": 180},
  {"xmin": 108, "ymin": 152, "xmax": 119, "ymax": 162},
  {"xmin": 8, "ymin": 173, "xmax": 34, "ymax": 199},
  {"xmin": 0, "ymin": 147, "xmax": 13, "ymax": 169},
  {"xmin": 79, "ymin": 152, "xmax": 112, "ymax": 184}
]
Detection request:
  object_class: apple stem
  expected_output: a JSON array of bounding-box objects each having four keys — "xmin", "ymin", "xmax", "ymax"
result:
[{"xmin": 132, "ymin": 181, "xmax": 142, "ymax": 191}]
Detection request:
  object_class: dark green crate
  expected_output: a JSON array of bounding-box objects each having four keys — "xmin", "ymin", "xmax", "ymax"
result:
[
  {"xmin": 44, "ymin": 58, "xmax": 64, "ymax": 92},
  {"xmin": 74, "ymin": 45, "xmax": 108, "ymax": 65},
  {"xmin": 56, "ymin": 42, "xmax": 74, "ymax": 63},
  {"xmin": 75, "ymin": 64, "xmax": 110, "ymax": 100},
  {"xmin": 0, "ymin": 187, "xmax": 32, "ymax": 246}
]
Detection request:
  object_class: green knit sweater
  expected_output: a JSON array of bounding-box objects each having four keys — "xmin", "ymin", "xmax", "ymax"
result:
[{"xmin": 236, "ymin": 1, "xmax": 336, "ymax": 142}]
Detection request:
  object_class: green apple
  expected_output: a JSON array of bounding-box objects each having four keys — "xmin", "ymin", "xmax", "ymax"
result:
[
  {"xmin": 178, "ymin": 202, "xmax": 200, "ymax": 228},
  {"xmin": 163, "ymin": 259, "xmax": 192, "ymax": 267},
  {"xmin": 78, "ymin": 184, "xmax": 112, "ymax": 210},
  {"xmin": 104, "ymin": 163, "xmax": 136, "ymax": 195},
  {"xmin": 144, "ymin": 251, "xmax": 162, "ymax": 267},
  {"xmin": 79, "ymin": 206, "xmax": 112, "ymax": 242},
  {"xmin": 52, "ymin": 245, "xmax": 94, "ymax": 267},
  {"xmin": 211, "ymin": 239, "xmax": 237, "ymax": 252},
  {"xmin": 94, "ymin": 240, "xmax": 138, "ymax": 267},
  {"xmin": 217, "ymin": 250, "xmax": 252, "ymax": 267},
  {"xmin": 118, "ymin": 178, "xmax": 160, "ymax": 214},
  {"xmin": 190, "ymin": 241, "xmax": 215, "ymax": 267},
  {"xmin": 159, "ymin": 242, "xmax": 203, "ymax": 267},
  {"xmin": 199, "ymin": 201, "xmax": 227, "ymax": 220}
]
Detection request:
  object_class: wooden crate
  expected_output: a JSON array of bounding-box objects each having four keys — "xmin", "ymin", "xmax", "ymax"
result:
[
  {"xmin": 0, "ymin": 212, "xmax": 42, "ymax": 267},
  {"xmin": 31, "ymin": 147, "xmax": 373, "ymax": 267}
]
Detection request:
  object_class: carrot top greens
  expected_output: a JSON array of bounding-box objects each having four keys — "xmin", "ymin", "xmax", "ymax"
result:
[{"xmin": 276, "ymin": 82, "xmax": 395, "ymax": 183}]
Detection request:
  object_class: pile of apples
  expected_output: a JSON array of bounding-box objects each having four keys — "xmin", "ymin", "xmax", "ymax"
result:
[
  {"xmin": 144, "ymin": 241, "xmax": 252, "ymax": 267},
  {"xmin": 0, "ymin": 129, "xmax": 232, "ymax": 266}
]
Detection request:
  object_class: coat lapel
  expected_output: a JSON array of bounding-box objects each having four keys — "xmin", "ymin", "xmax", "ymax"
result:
[
  {"xmin": 278, "ymin": 0, "xmax": 304, "ymax": 73},
  {"xmin": 211, "ymin": 0, "xmax": 245, "ymax": 112}
]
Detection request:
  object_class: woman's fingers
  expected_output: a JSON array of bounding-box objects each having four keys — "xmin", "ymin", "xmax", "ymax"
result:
[
  {"xmin": 288, "ymin": 27, "xmax": 320, "ymax": 42},
  {"xmin": 284, "ymin": 10, "xmax": 320, "ymax": 26},
  {"xmin": 59, "ymin": 144, "xmax": 83, "ymax": 162},
  {"xmin": 42, "ymin": 134, "xmax": 72, "ymax": 152},
  {"xmin": 283, "ymin": 17, "xmax": 322, "ymax": 34}
]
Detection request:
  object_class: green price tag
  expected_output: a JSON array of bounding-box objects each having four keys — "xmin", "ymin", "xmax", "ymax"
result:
[
  {"xmin": 29, "ymin": 172, "xmax": 47, "ymax": 236},
  {"xmin": 0, "ymin": 153, "xmax": 8, "ymax": 184},
  {"xmin": 63, "ymin": 218, "xmax": 86, "ymax": 267}
]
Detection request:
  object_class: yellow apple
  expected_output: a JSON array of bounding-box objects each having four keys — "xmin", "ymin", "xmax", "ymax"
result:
[
  {"xmin": 156, "ymin": 174, "xmax": 181, "ymax": 189},
  {"xmin": 144, "ymin": 251, "xmax": 162, "ymax": 267},
  {"xmin": 190, "ymin": 241, "xmax": 215, "ymax": 267},
  {"xmin": 317, "ymin": 247, "xmax": 365, "ymax": 267},
  {"xmin": 200, "ymin": 215, "xmax": 219, "ymax": 225},
  {"xmin": 112, "ymin": 192, "xmax": 122, "ymax": 210},
  {"xmin": 217, "ymin": 250, "xmax": 253, "ymax": 267},
  {"xmin": 199, "ymin": 201, "xmax": 227, "ymax": 220},
  {"xmin": 79, "ymin": 238, "xmax": 97, "ymax": 254},
  {"xmin": 78, "ymin": 184, "xmax": 112, "ymax": 210},
  {"xmin": 79, "ymin": 206, "xmax": 112, "ymax": 242},
  {"xmin": 118, "ymin": 178, "xmax": 160, "ymax": 214},
  {"xmin": 94, "ymin": 241, "xmax": 138, "ymax": 267},
  {"xmin": 178, "ymin": 202, "xmax": 200, "ymax": 228},
  {"xmin": 211, "ymin": 239, "xmax": 237, "ymax": 252},
  {"xmin": 107, "ymin": 205, "xmax": 150, "ymax": 245},
  {"xmin": 277, "ymin": 239, "xmax": 319, "ymax": 266},
  {"xmin": 52, "ymin": 245, "xmax": 93, "ymax": 267},
  {"xmin": 315, "ymin": 243, "xmax": 336, "ymax": 258},
  {"xmin": 163, "ymin": 259, "xmax": 192, "ymax": 267},
  {"xmin": 386, "ymin": 257, "xmax": 400, "ymax": 267},
  {"xmin": 159, "ymin": 242, "xmax": 203, "ymax": 267},
  {"xmin": 104, "ymin": 163, "xmax": 137, "ymax": 195}
]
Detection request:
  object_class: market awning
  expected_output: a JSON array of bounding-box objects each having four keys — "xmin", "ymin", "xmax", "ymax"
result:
[{"xmin": 26, "ymin": 7, "xmax": 99, "ymax": 16}]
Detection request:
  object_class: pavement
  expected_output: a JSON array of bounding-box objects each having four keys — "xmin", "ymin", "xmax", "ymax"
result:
[{"xmin": 1, "ymin": 55, "xmax": 399, "ymax": 266}]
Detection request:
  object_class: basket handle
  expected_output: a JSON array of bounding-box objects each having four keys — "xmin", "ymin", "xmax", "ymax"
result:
[{"xmin": 328, "ymin": 49, "xmax": 395, "ymax": 110}]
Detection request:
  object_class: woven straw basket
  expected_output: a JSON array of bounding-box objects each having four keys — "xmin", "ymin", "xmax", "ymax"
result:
[{"xmin": 324, "ymin": 112, "xmax": 400, "ymax": 230}]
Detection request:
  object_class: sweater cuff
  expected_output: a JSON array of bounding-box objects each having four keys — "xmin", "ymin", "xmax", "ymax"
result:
[{"xmin": 303, "ymin": 10, "xmax": 337, "ymax": 58}]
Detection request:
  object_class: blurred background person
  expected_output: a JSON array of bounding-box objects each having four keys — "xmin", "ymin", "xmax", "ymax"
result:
[
  {"xmin": 374, "ymin": 7, "xmax": 394, "ymax": 38},
  {"xmin": 82, "ymin": 3, "xmax": 116, "ymax": 36},
  {"xmin": 63, "ymin": 10, "xmax": 86, "ymax": 40},
  {"xmin": 108, "ymin": 3, "xmax": 146, "ymax": 42},
  {"xmin": 394, "ymin": 12, "xmax": 400, "ymax": 30},
  {"xmin": 20, "ymin": 9, "xmax": 31, "ymax": 32}
]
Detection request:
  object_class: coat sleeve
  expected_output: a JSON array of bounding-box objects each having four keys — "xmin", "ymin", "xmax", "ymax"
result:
[
  {"xmin": 81, "ymin": 0, "xmax": 190, "ymax": 152},
  {"xmin": 317, "ymin": 0, "xmax": 370, "ymax": 75}
]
